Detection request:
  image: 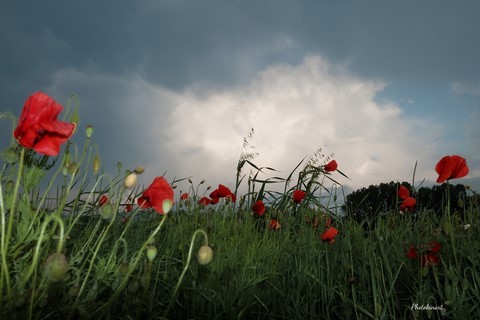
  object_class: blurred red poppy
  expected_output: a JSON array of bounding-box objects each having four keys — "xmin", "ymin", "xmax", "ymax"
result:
[
  {"xmin": 324, "ymin": 160, "xmax": 338, "ymax": 172},
  {"xmin": 435, "ymin": 155, "xmax": 469, "ymax": 183},
  {"xmin": 14, "ymin": 92, "xmax": 76, "ymax": 156},
  {"xmin": 125, "ymin": 204, "xmax": 133, "ymax": 212},
  {"xmin": 99, "ymin": 194, "xmax": 108, "ymax": 206},
  {"xmin": 400, "ymin": 197, "xmax": 416, "ymax": 211},
  {"xmin": 252, "ymin": 200, "xmax": 266, "ymax": 215},
  {"xmin": 180, "ymin": 192, "xmax": 189, "ymax": 201},
  {"xmin": 422, "ymin": 253, "xmax": 441, "ymax": 266},
  {"xmin": 198, "ymin": 197, "xmax": 211, "ymax": 206},
  {"xmin": 406, "ymin": 245, "xmax": 417, "ymax": 259},
  {"xmin": 137, "ymin": 177, "xmax": 174, "ymax": 214},
  {"xmin": 210, "ymin": 184, "xmax": 236, "ymax": 203},
  {"xmin": 292, "ymin": 190, "xmax": 306, "ymax": 203},
  {"xmin": 269, "ymin": 219, "xmax": 281, "ymax": 230},
  {"xmin": 398, "ymin": 185, "xmax": 410, "ymax": 200},
  {"xmin": 320, "ymin": 227, "xmax": 338, "ymax": 244}
]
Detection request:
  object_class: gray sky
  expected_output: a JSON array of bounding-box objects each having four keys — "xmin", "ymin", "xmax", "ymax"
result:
[{"xmin": 1, "ymin": 1, "xmax": 479, "ymax": 196}]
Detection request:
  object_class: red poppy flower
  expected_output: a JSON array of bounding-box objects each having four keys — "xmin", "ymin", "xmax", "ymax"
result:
[
  {"xmin": 210, "ymin": 197, "xmax": 220, "ymax": 205},
  {"xmin": 137, "ymin": 177, "xmax": 174, "ymax": 214},
  {"xmin": 125, "ymin": 204, "xmax": 133, "ymax": 212},
  {"xmin": 324, "ymin": 160, "xmax": 338, "ymax": 172},
  {"xmin": 180, "ymin": 192, "xmax": 189, "ymax": 201},
  {"xmin": 292, "ymin": 190, "xmax": 306, "ymax": 204},
  {"xmin": 320, "ymin": 227, "xmax": 338, "ymax": 244},
  {"xmin": 406, "ymin": 245, "xmax": 417, "ymax": 259},
  {"xmin": 398, "ymin": 185, "xmax": 410, "ymax": 200},
  {"xmin": 252, "ymin": 200, "xmax": 266, "ymax": 215},
  {"xmin": 269, "ymin": 219, "xmax": 281, "ymax": 230},
  {"xmin": 99, "ymin": 194, "xmax": 108, "ymax": 206},
  {"xmin": 209, "ymin": 184, "xmax": 236, "ymax": 203},
  {"xmin": 198, "ymin": 197, "xmax": 211, "ymax": 206},
  {"xmin": 421, "ymin": 253, "xmax": 440, "ymax": 266},
  {"xmin": 400, "ymin": 196, "xmax": 416, "ymax": 211},
  {"xmin": 435, "ymin": 155, "xmax": 469, "ymax": 183},
  {"xmin": 14, "ymin": 92, "xmax": 76, "ymax": 156},
  {"xmin": 427, "ymin": 241, "xmax": 442, "ymax": 253}
]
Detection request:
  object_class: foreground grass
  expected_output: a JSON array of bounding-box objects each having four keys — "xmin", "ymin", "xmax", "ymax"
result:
[{"xmin": 3, "ymin": 201, "xmax": 479, "ymax": 319}]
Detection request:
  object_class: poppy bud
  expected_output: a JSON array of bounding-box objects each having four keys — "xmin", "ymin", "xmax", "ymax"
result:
[
  {"xmin": 85, "ymin": 125, "xmax": 94, "ymax": 138},
  {"xmin": 4, "ymin": 147, "xmax": 17, "ymax": 163},
  {"xmin": 69, "ymin": 110, "xmax": 80, "ymax": 127},
  {"xmin": 146, "ymin": 245, "xmax": 158, "ymax": 262},
  {"xmin": 197, "ymin": 245, "xmax": 213, "ymax": 265},
  {"xmin": 5, "ymin": 180, "xmax": 14, "ymax": 193},
  {"xmin": 162, "ymin": 199, "xmax": 173, "ymax": 214},
  {"xmin": 68, "ymin": 162, "xmax": 79, "ymax": 176},
  {"xmin": 134, "ymin": 166, "xmax": 145, "ymax": 174},
  {"xmin": 118, "ymin": 262, "xmax": 129, "ymax": 277},
  {"xmin": 101, "ymin": 203, "xmax": 113, "ymax": 220},
  {"xmin": 93, "ymin": 153, "xmax": 101, "ymax": 175},
  {"xmin": 45, "ymin": 253, "xmax": 69, "ymax": 282},
  {"xmin": 124, "ymin": 173, "xmax": 138, "ymax": 188}
]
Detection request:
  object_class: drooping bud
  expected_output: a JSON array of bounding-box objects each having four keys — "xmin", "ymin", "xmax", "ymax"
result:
[
  {"xmin": 93, "ymin": 153, "xmax": 101, "ymax": 175},
  {"xmin": 134, "ymin": 166, "xmax": 145, "ymax": 174},
  {"xmin": 68, "ymin": 162, "xmax": 79, "ymax": 176},
  {"xmin": 45, "ymin": 253, "xmax": 69, "ymax": 282},
  {"xmin": 124, "ymin": 173, "xmax": 138, "ymax": 188},
  {"xmin": 146, "ymin": 245, "xmax": 158, "ymax": 262},
  {"xmin": 162, "ymin": 199, "xmax": 173, "ymax": 214},
  {"xmin": 197, "ymin": 245, "xmax": 213, "ymax": 265},
  {"xmin": 85, "ymin": 125, "xmax": 94, "ymax": 139},
  {"xmin": 101, "ymin": 203, "xmax": 113, "ymax": 220},
  {"xmin": 3, "ymin": 147, "xmax": 17, "ymax": 163}
]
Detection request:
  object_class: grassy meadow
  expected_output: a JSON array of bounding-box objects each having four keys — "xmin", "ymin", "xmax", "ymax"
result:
[{"xmin": 1, "ymin": 94, "xmax": 479, "ymax": 319}]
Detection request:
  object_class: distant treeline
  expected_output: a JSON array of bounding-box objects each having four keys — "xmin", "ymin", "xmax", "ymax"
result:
[{"xmin": 342, "ymin": 181, "xmax": 479, "ymax": 222}]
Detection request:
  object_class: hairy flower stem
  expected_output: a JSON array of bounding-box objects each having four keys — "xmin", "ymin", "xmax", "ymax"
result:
[
  {"xmin": 1, "ymin": 148, "xmax": 25, "ymax": 299},
  {"xmin": 164, "ymin": 229, "xmax": 209, "ymax": 317}
]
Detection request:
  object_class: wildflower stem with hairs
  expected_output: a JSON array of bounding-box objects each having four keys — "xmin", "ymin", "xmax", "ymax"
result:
[{"xmin": 164, "ymin": 229, "xmax": 210, "ymax": 317}]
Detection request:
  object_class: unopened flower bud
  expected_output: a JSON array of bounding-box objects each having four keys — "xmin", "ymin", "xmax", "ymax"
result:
[
  {"xmin": 4, "ymin": 147, "xmax": 17, "ymax": 163},
  {"xmin": 124, "ymin": 173, "xmax": 138, "ymax": 188},
  {"xmin": 101, "ymin": 203, "xmax": 113, "ymax": 220},
  {"xmin": 118, "ymin": 262, "xmax": 129, "ymax": 277},
  {"xmin": 5, "ymin": 180, "xmax": 14, "ymax": 193},
  {"xmin": 197, "ymin": 245, "xmax": 213, "ymax": 265},
  {"xmin": 85, "ymin": 125, "xmax": 94, "ymax": 138},
  {"xmin": 45, "ymin": 253, "xmax": 69, "ymax": 282},
  {"xmin": 93, "ymin": 154, "xmax": 101, "ymax": 175},
  {"xmin": 146, "ymin": 245, "xmax": 158, "ymax": 262},
  {"xmin": 134, "ymin": 166, "xmax": 145, "ymax": 174},
  {"xmin": 68, "ymin": 162, "xmax": 79, "ymax": 176}
]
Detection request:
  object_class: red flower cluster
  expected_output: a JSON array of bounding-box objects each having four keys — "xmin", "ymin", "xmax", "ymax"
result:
[
  {"xmin": 435, "ymin": 155, "xmax": 469, "ymax": 183},
  {"xmin": 252, "ymin": 200, "xmax": 266, "ymax": 215},
  {"xmin": 398, "ymin": 185, "xmax": 416, "ymax": 211},
  {"xmin": 198, "ymin": 184, "xmax": 236, "ymax": 206},
  {"xmin": 14, "ymin": 92, "xmax": 76, "ymax": 156},
  {"xmin": 292, "ymin": 190, "xmax": 306, "ymax": 204},
  {"xmin": 137, "ymin": 176, "xmax": 174, "ymax": 214},
  {"xmin": 406, "ymin": 241, "xmax": 442, "ymax": 267}
]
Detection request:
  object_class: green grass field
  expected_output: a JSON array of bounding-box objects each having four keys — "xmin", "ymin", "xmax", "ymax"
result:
[{"xmin": 1, "ymin": 95, "xmax": 479, "ymax": 319}]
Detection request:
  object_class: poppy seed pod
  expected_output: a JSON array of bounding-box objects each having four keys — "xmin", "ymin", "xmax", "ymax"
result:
[
  {"xmin": 197, "ymin": 245, "xmax": 213, "ymax": 265},
  {"xmin": 45, "ymin": 253, "xmax": 69, "ymax": 282}
]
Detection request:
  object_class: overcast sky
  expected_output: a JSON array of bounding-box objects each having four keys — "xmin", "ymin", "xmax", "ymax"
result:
[{"xmin": 1, "ymin": 1, "xmax": 479, "ymax": 197}]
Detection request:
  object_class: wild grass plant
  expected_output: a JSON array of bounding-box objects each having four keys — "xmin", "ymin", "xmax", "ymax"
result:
[{"xmin": 1, "ymin": 92, "xmax": 479, "ymax": 319}]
